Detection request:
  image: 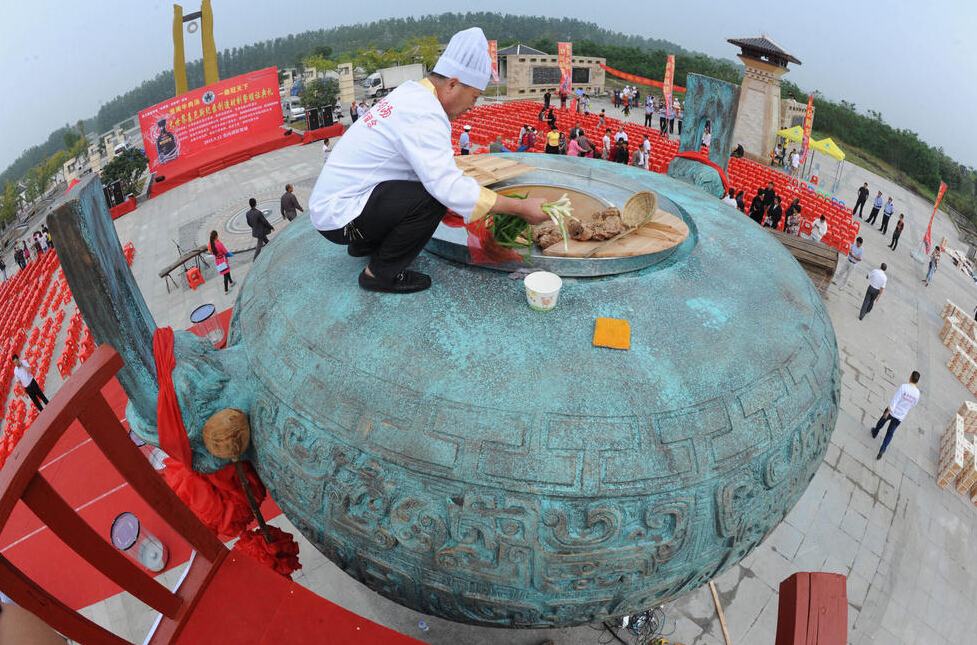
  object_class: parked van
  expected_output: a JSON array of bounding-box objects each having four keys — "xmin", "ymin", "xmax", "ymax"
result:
[{"xmin": 282, "ymin": 96, "xmax": 306, "ymax": 123}]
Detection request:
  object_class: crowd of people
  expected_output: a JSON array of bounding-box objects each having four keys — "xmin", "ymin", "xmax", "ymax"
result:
[{"xmin": 1, "ymin": 226, "xmax": 53, "ymax": 281}]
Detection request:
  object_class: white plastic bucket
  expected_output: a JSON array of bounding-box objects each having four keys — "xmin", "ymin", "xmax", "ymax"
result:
[{"xmin": 524, "ymin": 271, "xmax": 563, "ymax": 311}]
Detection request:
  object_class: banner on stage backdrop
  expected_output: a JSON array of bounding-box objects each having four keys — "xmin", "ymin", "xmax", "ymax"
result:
[
  {"xmin": 558, "ymin": 42, "xmax": 572, "ymax": 93},
  {"xmin": 138, "ymin": 67, "xmax": 283, "ymax": 172},
  {"xmin": 663, "ymin": 55, "xmax": 675, "ymax": 105},
  {"xmin": 800, "ymin": 93, "xmax": 815, "ymax": 162},
  {"xmin": 487, "ymin": 40, "xmax": 499, "ymax": 83},
  {"xmin": 923, "ymin": 181, "xmax": 948, "ymax": 254}
]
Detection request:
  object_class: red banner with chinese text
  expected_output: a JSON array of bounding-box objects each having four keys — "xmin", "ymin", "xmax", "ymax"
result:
[
  {"xmin": 558, "ymin": 42, "xmax": 572, "ymax": 94},
  {"xmin": 663, "ymin": 55, "xmax": 675, "ymax": 106},
  {"xmin": 800, "ymin": 93, "xmax": 815, "ymax": 162},
  {"xmin": 923, "ymin": 181, "xmax": 947, "ymax": 254},
  {"xmin": 138, "ymin": 67, "xmax": 283, "ymax": 172},
  {"xmin": 487, "ymin": 40, "xmax": 499, "ymax": 83},
  {"xmin": 598, "ymin": 64, "xmax": 686, "ymax": 92}
]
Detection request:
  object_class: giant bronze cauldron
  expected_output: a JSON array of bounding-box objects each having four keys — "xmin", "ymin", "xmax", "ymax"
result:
[{"xmin": 51, "ymin": 156, "xmax": 838, "ymax": 628}]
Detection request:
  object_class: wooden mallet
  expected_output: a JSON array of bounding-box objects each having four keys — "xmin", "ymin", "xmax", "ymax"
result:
[{"xmin": 202, "ymin": 408, "xmax": 273, "ymax": 543}]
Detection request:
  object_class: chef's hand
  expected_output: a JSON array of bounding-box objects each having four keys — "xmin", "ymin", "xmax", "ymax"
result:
[{"xmin": 493, "ymin": 195, "xmax": 549, "ymax": 225}]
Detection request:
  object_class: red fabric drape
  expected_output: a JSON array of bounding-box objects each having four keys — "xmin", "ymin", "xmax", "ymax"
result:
[
  {"xmin": 441, "ymin": 211, "xmax": 525, "ymax": 264},
  {"xmin": 231, "ymin": 526, "xmax": 302, "ymax": 577}
]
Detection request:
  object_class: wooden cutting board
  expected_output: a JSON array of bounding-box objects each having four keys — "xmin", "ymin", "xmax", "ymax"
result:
[
  {"xmin": 541, "ymin": 209, "xmax": 689, "ymax": 258},
  {"xmin": 454, "ymin": 155, "xmax": 536, "ymax": 186}
]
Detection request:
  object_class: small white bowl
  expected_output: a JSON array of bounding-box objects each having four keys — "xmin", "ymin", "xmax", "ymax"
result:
[{"xmin": 524, "ymin": 271, "xmax": 563, "ymax": 311}]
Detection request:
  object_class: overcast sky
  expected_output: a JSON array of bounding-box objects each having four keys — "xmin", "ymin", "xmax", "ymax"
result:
[{"xmin": 2, "ymin": 1, "xmax": 975, "ymax": 174}]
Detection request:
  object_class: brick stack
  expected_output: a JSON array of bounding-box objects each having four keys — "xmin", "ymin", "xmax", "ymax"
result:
[{"xmin": 937, "ymin": 405, "xmax": 977, "ymax": 508}]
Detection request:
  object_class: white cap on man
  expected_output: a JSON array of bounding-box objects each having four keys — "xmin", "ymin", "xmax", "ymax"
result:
[
  {"xmin": 463, "ymin": 124, "xmax": 472, "ymax": 130},
  {"xmin": 433, "ymin": 27, "xmax": 492, "ymax": 91}
]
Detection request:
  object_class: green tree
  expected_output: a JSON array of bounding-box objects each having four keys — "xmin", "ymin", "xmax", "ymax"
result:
[
  {"xmin": 408, "ymin": 35, "xmax": 439, "ymax": 70},
  {"xmin": 313, "ymin": 45, "xmax": 333, "ymax": 59},
  {"xmin": 100, "ymin": 148, "xmax": 148, "ymax": 197},
  {"xmin": 1, "ymin": 181, "xmax": 19, "ymax": 227},
  {"xmin": 63, "ymin": 129, "xmax": 82, "ymax": 150},
  {"xmin": 531, "ymin": 37, "xmax": 557, "ymax": 54},
  {"xmin": 298, "ymin": 78, "xmax": 339, "ymax": 110}
]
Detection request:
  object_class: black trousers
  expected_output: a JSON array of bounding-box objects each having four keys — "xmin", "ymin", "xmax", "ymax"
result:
[
  {"xmin": 852, "ymin": 199, "xmax": 866, "ymax": 218},
  {"xmin": 644, "ymin": 114, "xmax": 653, "ymax": 127},
  {"xmin": 859, "ymin": 286, "xmax": 880, "ymax": 320},
  {"xmin": 253, "ymin": 234, "xmax": 269, "ymax": 259},
  {"xmin": 866, "ymin": 206, "xmax": 880, "ymax": 225},
  {"xmin": 25, "ymin": 379, "xmax": 48, "ymax": 411},
  {"xmin": 669, "ymin": 118, "xmax": 675, "ymax": 134},
  {"xmin": 320, "ymin": 180, "xmax": 445, "ymax": 281},
  {"xmin": 660, "ymin": 116, "xmax": 666, "ymax": 130},
  {"xmin": 283, "ymin": 210, "xmax": 297, "ymax": 222},
  {"xmin": 890, "ymin": 232, "xmax": 901, "ymax": 250},
  {"xmin": 879, "ymin": 214, "xmax": 891, "ymax": 234}
]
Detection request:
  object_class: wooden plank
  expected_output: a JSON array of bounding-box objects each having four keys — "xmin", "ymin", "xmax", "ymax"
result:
[
  {"xmin": 454, "ymin": 155, "xmax": 535, "ymax": 186},
  {"xmin": 710, "ymin": 581, "xmax": 733, "ymax": 645},
  {"xmin": 541, "ymin": 209, "xmax": 688, "ymax": 258}
]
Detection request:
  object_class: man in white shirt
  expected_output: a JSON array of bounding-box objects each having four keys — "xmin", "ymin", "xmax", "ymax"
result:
[
  {"xmin": 859, "ymin": 262, "xmax": 887, "ymax": 320},
  {"xmin": 459, "ymin": 124, "xmax": 471, "ymax": 155},
  {"xmin": 616, "ymin": 127, "xmax": 628, "ymax": 144},
  {"xmin": 808, "ymin": 214, "xmax": 828, "ymax": 242},
  {"xmin": 871, "ymin": 371, "xmax": 921, "ymax": 459},
  {"xmin": 833, "ymin": 236, "xmax": 864, "ymax": 288},
  {"xmin": 602, "ymin": 129, "xmax": 611, "ymax": 160},
  {"xmin": 12, "ymin": 354, "xmax": 47, "ymax": 411},
  {"xmin": 309, "ymin": 28, "xmax": 547, "ymax": 294}
]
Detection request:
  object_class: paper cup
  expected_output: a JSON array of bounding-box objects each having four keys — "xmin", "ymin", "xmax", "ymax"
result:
[{"xmin": 524, "ymin": 271, "xmax": 563, "ymax": 311}]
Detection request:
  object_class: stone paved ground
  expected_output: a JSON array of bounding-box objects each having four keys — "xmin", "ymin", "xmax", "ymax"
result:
[{"xmin": 58, "ymin": 96, "xmax": 977, "ymax": 644}]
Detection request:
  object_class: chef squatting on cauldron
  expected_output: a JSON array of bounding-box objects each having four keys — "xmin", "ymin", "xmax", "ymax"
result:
[{"xmin": 308, "ymin": 27, "xmax": 549, "ymax": 294}]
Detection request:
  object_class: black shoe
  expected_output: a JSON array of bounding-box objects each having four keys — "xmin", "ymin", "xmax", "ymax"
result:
[
  {"xmin": 871, "ymin": 429, "xmax": 878, "ymax": 438},
  {"xmin": 358, "ymin": 269, "xmax": 431, "ymax": 294},
  {"xmin": 876, "ymin": 450, "xmax": 883, "ymax": 460},
  {"xmin": 347, "ymin": 244, "xmax": 375, "ymax": 258}
]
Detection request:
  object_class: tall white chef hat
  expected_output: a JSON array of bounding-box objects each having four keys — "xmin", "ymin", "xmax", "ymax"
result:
[{"xmin": 433, "ymin": 27, "xmax": 492, "ymax": 91}]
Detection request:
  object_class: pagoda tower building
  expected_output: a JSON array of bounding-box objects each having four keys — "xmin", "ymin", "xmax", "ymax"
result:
[{"xmin": 728, "ymin": 35, "xmax": 801, "ymax": 161}]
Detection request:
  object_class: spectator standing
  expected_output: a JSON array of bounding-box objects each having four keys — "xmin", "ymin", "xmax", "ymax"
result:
[
  {"xmin": 209, "ymin": 230, "xmax": 236, "ymax": 294},
  {"xmin": 597, "ymin": 110, "xmax": 606, "ymax": 130},
  {"xmin": 544, "ymin": 125, "xmax": 561, "ymax": 154},
  {"xmin": 21, "ymin": 241, "xmax": 29, "ymax": 263},
  {"xmin": 789, "ymin": 149, "xmax": 801, "ymax": 180},
  {"xmin": 889, "ymin": 215, "xmax": 905, "ymax": 250},
  {"xmin": 853, "ymin": 183, "xmax": 869, "ymax": 218},
  {"xmin": 865, "ymin": 191, "xmax": 883, "ymax": 225},
  {"xmin": 784, "ymin": 200, "xmax": 802, "ymax": 235},
  {"xmin": 576, "ymin": 131, "xmax": 592, "ymax": 158},
  {"xmin": 659, "ymin": 101, "xmax": 667, "ymax": 131},
  {"xmin": 644, "ymin": 99, "xmax": 654, "ymax": 127},
  {"xmin": 735, "ymin": 190, "xmax": 746, "ymax": 213},
  {"xmin": 245, "ymin": 197, "xmax": 274, "ymax": 259},
  {"xmin": 615, "ymin": 138, "xmax": 629, "ymax": 164},
  {"xmin": 543, "ymin": 91, "xmax": 551, "ymax": 110},
  {"xmin": 630, "ymin": 145, "xmax": 647, "ymax": 170},
  {"xmin": 12, "ymin": 354, "xmax": 47, "ymax": 411},
  {"xmin": 566, "ymin": 133, "xmax": 582, "ymax": 158},
  {"xmin": 701, "ymin": 126, "xmax": 711, "ymax": 148},
  {"xmin": 761, "ymin": 181, "xmax": 777, "ymax": 220},
  {"xmin": 677, "ymin": 108, "xmax": 684, "ymax": 135},
  {"xmin": 667, "ymin": 106, "xmax": 676, "ymax": 134},
  {"xmin": 871, "ymin": 371, "xmax": 921, "ymax": 460},
  {"xmin": 601, "ymin": 129, "xmax": 611, "ymax": 160},
  {"xmin": 809, "ymin": 215, "xmax": 828, "ymax": 242},
  {"xmin": 859, "ymin": 263, "xmax": 887, "ymax": 320},
  {"xmin": 459, "ymin": 124, "xmax": 471, "ymax": 155},
  {"xmin": 922, "ymin": 247, "xmax": 940, "ymax": 286},
  {"xmin": 722, "ymin": 188, "xmax": 737, "ymax": 208},
  {"xmin": 764, "ymin": 196, "xmax": 783, "ymax": 229},
  {"xmin": 280, "ymin": 184, "xmax": 304, "ymax": 222},
  {"xmin": 749, "ymin": 188, "xmax": 765, "ymax": 225},
  {"xmin": 350, "ymin": 102, "xmax": 358, "ymax": 123},
  {"xmin": 879, "ymin": 197, "xmax": 895, "ymax": 233},
  {"xmin": 322, "ymin": 139, "xmax": 331, "ymax": 162},
  {"xmin": 833, "ymin": 237, "xmax": 864, "ymax": 288}
]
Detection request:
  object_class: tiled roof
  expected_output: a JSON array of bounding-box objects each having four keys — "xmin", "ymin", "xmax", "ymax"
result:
[{"xmin": 727, "ymin": 35, "xmax": 801, "ymax": 65}]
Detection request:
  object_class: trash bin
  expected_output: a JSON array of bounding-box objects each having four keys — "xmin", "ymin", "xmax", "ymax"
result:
[
  {"xmin": 110, "ymin": 511, "xmax": 169, "ymax": 572},
  {"xmin": 189, "ymin": 303, "xmax": 224, "ymax": 348}
]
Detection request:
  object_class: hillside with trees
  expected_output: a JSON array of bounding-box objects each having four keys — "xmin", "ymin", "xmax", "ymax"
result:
[{"xmin": 2, "ymin": 12, "xmax": 974, "ymax": 225}]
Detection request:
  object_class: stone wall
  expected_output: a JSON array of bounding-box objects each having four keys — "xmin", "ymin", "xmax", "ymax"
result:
[{"xmin": 504, "ymin": 55, "xmax": 605, "ymax": 97}]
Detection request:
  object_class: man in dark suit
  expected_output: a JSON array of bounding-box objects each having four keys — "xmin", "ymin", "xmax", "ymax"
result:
[{"xmin": 245, "ymin": 197, "xmax": 274, "ymax": 259}]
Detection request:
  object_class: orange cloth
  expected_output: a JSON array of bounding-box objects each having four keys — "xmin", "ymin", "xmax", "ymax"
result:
[{"xmin": 593, "ymin": 317, "xmax": 630, "ymax": 350}]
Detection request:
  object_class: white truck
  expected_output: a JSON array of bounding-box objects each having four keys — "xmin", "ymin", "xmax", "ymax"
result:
[
  {"xmin": 281, "ymin": 96, "xmax": 306, "ymax": 123},
  {"xmin": 362, "ymin": 63, "xmax": 424, "ymax": 98}
]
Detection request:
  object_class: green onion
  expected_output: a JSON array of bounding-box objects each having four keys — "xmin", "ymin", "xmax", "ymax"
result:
[{"xmin": 488, "ymin": 193, "xmax": 576, "ymax": 253}]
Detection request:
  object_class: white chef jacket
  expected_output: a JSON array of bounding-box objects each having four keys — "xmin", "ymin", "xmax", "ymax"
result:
[{"xmin": 309, "ymin": 79, "xmax": 495, "ymax": 232}]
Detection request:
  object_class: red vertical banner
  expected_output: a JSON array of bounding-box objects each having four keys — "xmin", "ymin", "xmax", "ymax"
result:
[
  {"xmin": 800, "ymin": 93, "xmax": 815, "ymax": 162},
  {"xmin": 487, "ymin": 40, "xmax": 499, "ymax": 83},
  {"xmin": 663, "ymin": 55, "xmax": 675, "ymax": 106},
  {"xmin": 558, "ymin": 42, "xmax": 572, "ymax": 94},
  {"xmin": 923, "ymin": 181, "xmax": 948, "ymax": 254}
]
